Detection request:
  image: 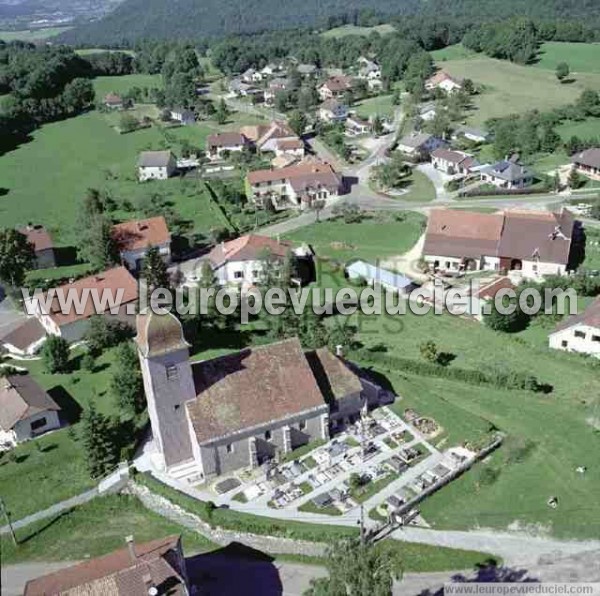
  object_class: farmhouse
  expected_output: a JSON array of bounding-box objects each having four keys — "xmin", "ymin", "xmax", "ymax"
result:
[
  {"xmin": 425, "ymin": 71, "xmax": 463, "ymax": 94},
  {"xmin": 103, "ymin": 92, "xmax": 123, "ymax": 109},
  {"xmin": 137, "ymin": 151, "xmax": 177, "ymax": 181},
  {"xmin": 549, "ymin": 297, "xmax": 600, "ymax": 358},
  {"xmin": 206, "ymin": 132, "xmax": 249, "ymax": 159},
  {"xmin": 397, "ymin": 133, "xmax": 447, "ymax": 159},
  {"xmin": 169, "ymin": 106, "xmax": 195, "ymax": 125},
  {"xmin": 18, "ymin": 224, "xmax": 55, "ymax": 269},
  {"xmin": 112, "ymin": 216, "xmax": 171, "ymax": 272},
  {"xmin": 571, "ymin": 148, "xmax": 600, "ymax": 181},
  {"xmin": 480, "ymin": 157, "xmax": 534, "ymax": 189},
  {"xmin": 318, "ymin": 75, "xmax": 353, "ymax": 101},
  {"xmin": 207, "ymin": 234, "xmax": 296, "ymax": 289},
  {"xmin": 246, "ymin": 160, "xmax": 342, "ymax": 211},
  {"xmin": 0, "ymin": 374, "xmax": 61, "ymax": 447},
  {"xmin": 319, "ymin": 99, "xmax": 349, "ymax": 122},
  {"xmin": 27, "ymin": 266, "xmax": 138, "ymax": 343},
  {"xmin": 431, "ymin": 148, "xmax": 478, "ymax": 175},
  {"xmin": 423, "ymin": 208, "xmax": 574, "ymax": 278},
  {"xmin": 240, "ymin": 121, "xmax": 299, "ymax": 153},
  {"xmin": 136, "ymin": 312, "xmax": 387, "ymax": 480},
  {"xmin": 24, "ymin": 535, "xmax": 189, "ymax": 596},
  {"xmin": 452, "ymin": 125, "xmax": 490, "ymax": 143}
]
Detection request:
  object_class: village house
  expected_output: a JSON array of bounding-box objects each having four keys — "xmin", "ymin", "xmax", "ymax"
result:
[
  {"xmin": 451, "ymin": 125, "xmax": 490, "ymax": 144},
  {"xmin": 0, "ymin": 374, "xmax": 61, "ymax": 447},
  {"xmin": 0, "ymin": 317, "xmax": 46, "ymax": 357},
  {"xmin": 480, "ymin": 157, "xmax": 534, "ymax": 189},
  {"xmin": 422, "ymin": 208, "xmax": 575, "ymax": 278},
  {"xmin": 549, "ymin": 297, "xmax": 600, "ymax": 358},
  {"xmin": 246, "ymin": 160, "xmax": 342, "ymax": 211},
  {"xmin": 206, "ymin": 132, "xmax": 250, "ymax": 160},
  {"xmin": 319, "ymin": 99, "xmax": 349, "ymax": 123},
  {"xmin": 297, "ymin": 63, "xmax": 318, "ymax": 78},
  {"xmin": 112, "ymin": 216, "xmax": 171, "ymax": 272},
  {"xmin": 137, "ymin": 151, "xmax": 177, "ymax": 181},
  {"xmin": 261, "ymin": 63, "xmax": 284, "ymax": 78},
  {"xmin": 24, "ymin": 535, "xmax": 189, "ymax": 596},
  {"xmin": 346, "ymin": 114, "xmax": 371, "ymax": 135},
  {"xmin": 466, "ymin": 276, "xmax": 516, "ymax": 320},
  {"xmin": 419, "ymin": 102, "xmax": 438, "ymax": 122},
  {"xmin": 425, "ymin": 70, "xmax": 463, "ymax": 94},
  {"xmin": 318, "ymin": 75, "xmax": 353, "ymax": 101},
  {"xmin": 275, "ymin": 138, "xmax": 305, "ymax": 158},
  {"xmin": 135, "ymin": 312, "xmax": 387, "ymax": 481},
  {"xmin": 103, "ymin": 92, "xmax": 123, "ymax": 109},
  {"xmin": 396, "ymin": 132, "xmax": 447, "ymax": 159},
  {"xmin": 241, "ymin": 68, "xmax": 263, "ymax": 83},
  {"xmin": 18, "ymin": 224, "xmax": 56, "ymax": 269},
  {"xmin": 228, "ymin": 78, "xmax": 255, "ymax": 97},
  {"xmin": 205, "ymin": 234, "xmax": 311, "ymax": 290},
  {"xmin": 357, "ymin": 57, "xmax": 382, "ymax": 89},
  {"xmin": 431, "ymin": 148, "xmax": 479, "ymax": 175},
  {"xmin": 169, "ymin": 106, "xmax": 196, "ymax": 125},
  {"xmin": 571, "ymin": 148, "xmax": 600, "ymax": 181},
  {"xmin": 264, "ymin": 77, "xmax": 289, "ymax": 105},
  {"xmin": 26, "ymin": 266, "xmax": 138, "ymax": 343},
  {"xmin": 240, "ymin": 120, "xmax": 299, "ymax": 154}
]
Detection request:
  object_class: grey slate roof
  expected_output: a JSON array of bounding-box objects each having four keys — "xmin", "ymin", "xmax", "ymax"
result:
[
  {"xmin": 398, "ymin": 133, "xmax": 433, "ymax": 149},
  {"xmin": 137, "ymin": 151, "xmax": 174, "ymax": 168},
  {"xmin": 481, "ymin": 160, "xmax": 533, "ymax": 183}
]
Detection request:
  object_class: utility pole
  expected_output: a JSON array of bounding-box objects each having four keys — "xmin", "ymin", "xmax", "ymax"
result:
[
  {"xmin": 0, "ymin": 497, "xmax": 17, "ymax": 546},
  {"xmin": 359, "ymin": 504, "xmax": 366, "ymax": 544}
]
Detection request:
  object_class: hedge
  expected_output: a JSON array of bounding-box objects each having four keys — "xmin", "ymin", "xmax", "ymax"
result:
[{"xmin": 352, "ymin": 349, "xmax": 547, "ymax": 393}]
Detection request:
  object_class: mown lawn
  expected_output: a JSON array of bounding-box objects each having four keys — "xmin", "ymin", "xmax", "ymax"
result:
[
  {"xmin": 0, "ymin": 111, "xmax": 235, "ymax": 245},
  {"xmin": 284, "ymin": 211, "xmax": 426, "ymax": 264},
  {"xmin": 349, "ymin": 308, "xmax": 600, "ymax": 539},
  {"xmin": 532, "ymin": 42, "xmax": 600, "ymax": 74},
  {"xmin": 0, "ymin": 346, "xmax": 124, "ymax": 520},
  {"xmin": 0, "ymin": 494, "xmax": 214, "ymax": 564},
  {"xmin": 436, "ymin": 56, "xmax": 600, "ymax": 125},
  {"xmin": 401, "ymin": 170, "xmax": 437, "ymax": 203},
  {"xmin": 355, "ymin": 94, "xmax": 395, "ymax": 119}
]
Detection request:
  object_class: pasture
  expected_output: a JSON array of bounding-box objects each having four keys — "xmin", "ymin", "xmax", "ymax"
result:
[
  {"xmin": 532, "ymin": 42, "xmax": 600, "ymax": 74},
  {"xmin": 349, "ymin": 307, "xmax": 600, "ymax": 539},
  {"xmin": 437, "ymin": 56, "xmax": 600, "ymax": 125},
  {"xmin": 321, "ymin": 23, "xmax": 395, "ymax": 38},
  {"xmin": 0, "ymin": 27, "xmax": 70, "ymax": 42},
  {"xmin": 557, "ymin": 117, "xmax": 600, "ymax": 141},
  {"xmin": 92, "ymin": 74, "xmax": 163, "ymax": 97}
]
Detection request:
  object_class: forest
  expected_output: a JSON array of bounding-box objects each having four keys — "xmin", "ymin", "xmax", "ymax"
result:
[{"xmin": 57, "ymin": 0, "xmax": 600, "ymax": 46}]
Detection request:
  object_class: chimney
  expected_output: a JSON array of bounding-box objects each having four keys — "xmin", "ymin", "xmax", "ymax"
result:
[
  {"xmin": 335, "ymin": 344, "xmax": 344, "ymax": 357},
  {"xmin": 125, "ymin": 535, "xmax": 136, "ymax": 563}
]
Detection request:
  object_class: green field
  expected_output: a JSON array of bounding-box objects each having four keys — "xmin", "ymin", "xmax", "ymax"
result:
[
  {"xmin": 0, "ymin": 27, "xmax": 70, "ymax": 42},
  {"xmin": 0, "ymin": 108, "xmax": 261, "ymax": 244},
  {"xmin": 430, "ymin": 44, "xmax": 478, "ymax": 62},
  {"xmin": 436, "ymin": 56, "xmax": 600, "ymax": 125},
  {"xmin": 532, "ymin": 42, "xmax": 600, "ymax": 74},
  {"xmin": 349, "ymin": 307, "xmax": 600, "ymax": 539},
  {"xmin": 557, "ymin": 117, "xmax": 600, "ymax": 141},
  {"xmin": 92, "ymin": 74, "xmax": 163, "ymax": 97},
  {"xmin": 77, "ymin": 48, "xmax": 136, "ymax": 57},
  {"xmin": 0, "ymin": 494, "xmax": 214, "ymax": 564},
  {"xmin": 321, "ymin": 23, "xmax": 395, "ymax": 38},
  {"xmin": 355, "ymin": 94, "xmax": 395, "ymax": 119},
  {"xmin": 284, "ymin": 211, "xmax": 425, "ymax": 264}
]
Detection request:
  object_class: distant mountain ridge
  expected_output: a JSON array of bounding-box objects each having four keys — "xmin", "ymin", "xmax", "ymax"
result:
[{"xmin": 58, "ymin": 0, "xmax": 600, "ymax": 45}]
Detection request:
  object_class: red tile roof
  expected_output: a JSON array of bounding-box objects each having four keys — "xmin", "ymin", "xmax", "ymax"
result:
[
  {"xmin": 321, "ymin": 75, "xmax": 353, "ymax": 93},
  {"xmin": 207, "ymin": 132, "xmax": 247, "ymax": 149},
  {"xmin": 37, "ymin": 266, "xmax": 138, "ymax": 327},
  {"xmin": 427, "ymin": 71, "xmax": 462, "ymax": 87},
  {"xmin": 18, "ymin": 225, "xmax": 54, "ymax": 252},
  {"xmin": 475, "ymin": 276, "xmax": 515, "ymax": 300},
  {"xmin": 24, "ymin": 536, "xmax": 185, "ymax": 596},
  {"xmin": 246, "ymin": 160, "xmax": 340, "ymax": 189},
  {"xmin": 187, "ymin": 338, "xmax": 328, "ymax": 444},
  {"xmin": 112, "ymin": 216, "xmax": 170, "ymax": 253},
  {"xmin": 208, "ymin": 234, "xmax": 292, "ymax": 267},
  {"xmin": 104, "ymin": 92, "xmax": 123, "ymax": 105}
]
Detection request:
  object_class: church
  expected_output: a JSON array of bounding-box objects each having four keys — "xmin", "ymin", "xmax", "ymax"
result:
[{"xmin": 135, "ymin": 311, "xmax": 388, "ymax": 482}]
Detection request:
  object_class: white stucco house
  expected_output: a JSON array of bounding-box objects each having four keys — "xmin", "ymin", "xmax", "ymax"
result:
[
  {"xmin": 26, "ymin": 266, "xmax": 138, "ymax": 343},
  {"xmin": 425, "ymin": 71, "xmax": 463, "ymax": 94},
  {"xmin": 112, "ymin": 216, "xmax": 171, "ymax": 272},
  {"xmin": 206, "ymin": 132, "xmax": 250, "ymax": 160},
  {"xmin": 549, "ymin": 297, "xmax": 600, "ymax": 358},
  {"xmin": 0, "ymin": 374, "xmax": 61, "ymax": 448},
  {"xmin": 246, "ymin": 160, "xmax": 343, "ymax": 211},
  {"xmin": 137, "ymin": 151, "xmax": 177, "ymax": 181}
]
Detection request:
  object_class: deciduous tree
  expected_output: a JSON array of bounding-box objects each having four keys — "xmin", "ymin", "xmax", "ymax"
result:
[{"xmin": 0, "ymin": 229, "xmax": 35, "ymax": 286}]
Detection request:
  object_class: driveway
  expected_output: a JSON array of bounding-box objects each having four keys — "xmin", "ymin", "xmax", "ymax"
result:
[{"xmin": 416, "ymin": 163, "xmax": 451, "ymax": 202}]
